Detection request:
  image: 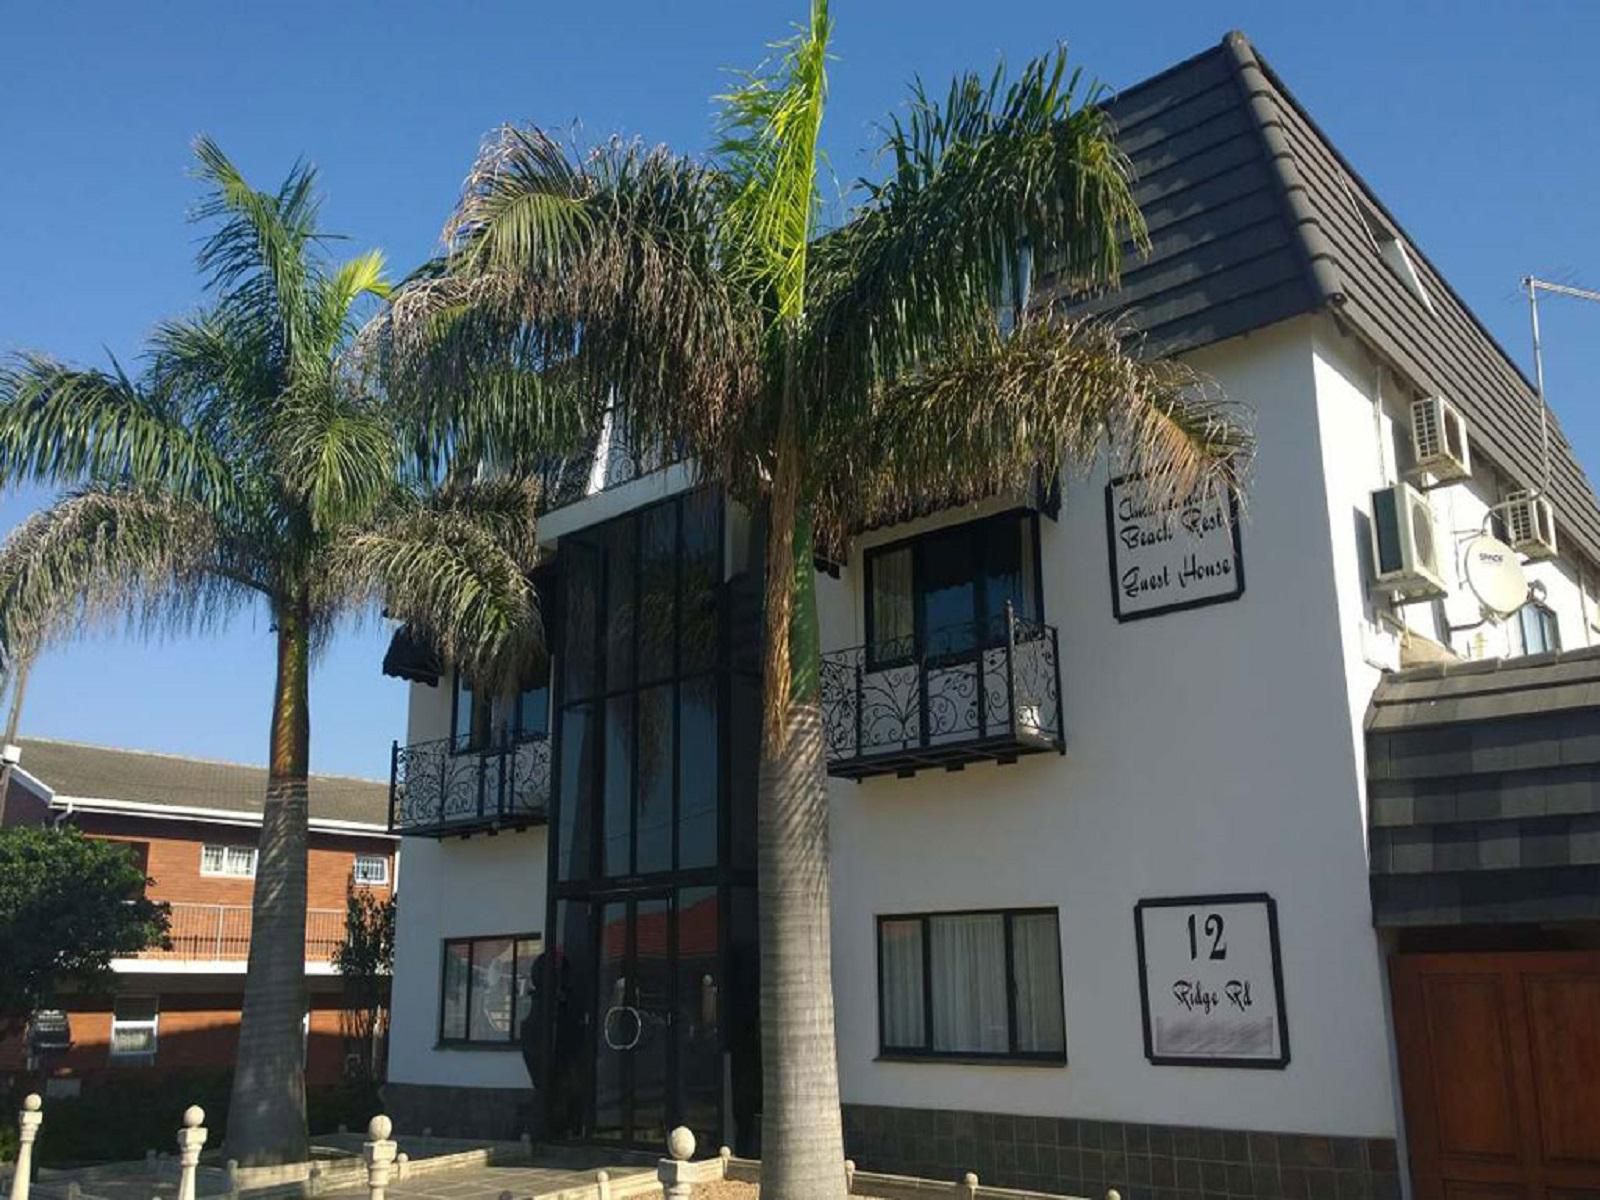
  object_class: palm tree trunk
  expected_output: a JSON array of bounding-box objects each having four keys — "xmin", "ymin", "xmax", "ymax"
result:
[
  {"xmin": 756, "ymin": 361, "xmax": 848, "ymax": 1199},
  {"xmin": 228, "ymin": 600, "xmax": 312, "ymax": 1165}
]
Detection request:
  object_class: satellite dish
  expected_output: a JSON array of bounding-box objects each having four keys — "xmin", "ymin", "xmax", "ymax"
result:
[{"xmin": 1463, "ymin": 534, "xmax": 1528, "ymax": 617}]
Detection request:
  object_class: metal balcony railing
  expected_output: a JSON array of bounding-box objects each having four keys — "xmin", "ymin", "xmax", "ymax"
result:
[
  {"xmin": 138, "ymin": 903, "xmax": 346, "ymax": 963},
  {"xmin": 819, "ymin": 606, "xmax": 1064, "ymax": 779},
  {"xmin": 536, "ymin": 406, "xmax": 679, "ymax": 512},
  {"xmin": 388, "ymin": 732, "xmax": 552, "ymax": 837}
]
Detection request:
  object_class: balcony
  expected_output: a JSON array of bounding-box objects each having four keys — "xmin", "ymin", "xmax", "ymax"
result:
[
  {"xmin": 388, "ymin": 733, "xmax": 551, "ymax": 837},
  {"xmin": 138, "ymin": 903, "xmax": 345, "ymax": 964},
  {"xmin": 820, "ymin": 609, "xmax": 1064, "ymax": 780},
  {"xmin": 537, "ymin": 406, "xmax": 678, "ymax": 513}
]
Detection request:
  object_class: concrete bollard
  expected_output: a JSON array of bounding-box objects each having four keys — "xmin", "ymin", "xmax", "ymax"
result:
[
  {"xmin": 962, "ymin": 1172, "xmax": 980, "ymax": 1200},
  {"xmin": 225, "ymin": 1158, "xmax": 241, "ymax": 1200},
  {"xmin": 395, "ymin": 1153, "xmax": 410, "ymax": 1183},
  {"xmin": 145, "ymin": 1149, "xmax": 158, "ymax": 1178},
  {"xmin": 8, "ymin": 1096, "xmax": 41, "ymax": 1200},
  {"xmin": 657, "ymin": 1126, "xmax": 696, "ymax": 1200},
  {"xmin": 307, "ymin": 1162, "xmax": 326, "ymax": 1198},
  {"xmin": 363, "ymin": 1116, "xmax": 399, "ymax": 1200},
  {"xmin": 176, "ymin": 1106, "xmax": 208, "ymax": 1200},
  {"xmin": 595, "ymin": 1170, "xmax": 611, "ymax": 1200},
  {"xmin": 519, "ymin": 1132, "xmax": 532, "ymax": 1159},
  {"xmin": 844, "ymin": 1159, "xmax": 856, "ymax": 1193},
  {"xmin": 1107, "ymin": 1190, "xmax": 1122, "ymax": 1200},
  {"xmin": 64, "ymin": 1183, "xmax": 82, "ymax": 1200}
]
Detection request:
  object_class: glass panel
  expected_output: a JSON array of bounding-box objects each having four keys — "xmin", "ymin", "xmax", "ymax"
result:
[
  {"xmin": 1010, "ymin": 913, "xmax": 1065, "ymax": 1054},
  {"xmin": 869, "ymin": 546, "xmax": 914, "ymax": 660},
  {"xmin": 603, "ymin": 696, "xmax": 634, "ymax": 877},
  {"xmin": 592, "ymin": 901, "xmax": 629, "ymax": 1141},
  {"xmin": 638, "ymin": 502, "xmax": 678, "ymax": 684},
  {"xmin": 441, "ymin": 942, "xmax": 471, "ymax": 1040},
  {"xmin": 225, "ymin": 846, "xmax": 256, "ymax": 877},
  {"xmin": 514, "ymin": 937, "xmax": 541, "ymax": 1037},
  {"xmin": 928, "ymin": 913, "xmax": 1008, "ymax": 1053},
  {"xmin": 604, "ymin": 517, "xmax": 636, "ymax": 691},
  {"xmin": 676, "ymin": 887, "xmax": 721, "ymax": 1143},
  {"xmin": 517, "ymin": 658, "xmax": 550, "ymax": 737},
  {"xmin": 201, "ymin": 844, "xmax": 225, "ymax": 874},
  {"xmin": 879, "ymin": 919, "xmax": 926, "ymax": 1050},
  {"xmin": 633, "ymin": 897, "xmax": 671, "ymax": 1147},
  {"xmin": 557, "ymin": 703, "xmax": 595, "ymax": 882},
  {"xmin": 561, "ymin": 539, "xmax": 600, "ymax": 701},
  {"xmin": 454, "ymin": 673, "xmax": 475, "ymax": 742},
  {"xmin": 680, "ymin": 489, "xmax": 720, "ymax": 675},
  {"xmin": 468, "ymin": 937, "xmax": 516, "ymax": 1041},
  {"xmin": 114, "ymin": 996, "xmax": 159, "ymax": 1023},
  {"xmin": 678, "ymin": 676, "xmax": 718, "ymax": 870},
  {"xmin": 729, "ymin": 674, "xmax": 759, "ymax": 871},
  {"xmin": 920, "ymin": 527, "xmax": 977, "ymax": 657},
  {"xmin": 980, "ymin": 516, "xmax": 1034, "ymax": 637},
  {"xmin": 636, "ymin": 684, "xmax": 675, "ymax": 875},
  {"xmin": 546, "ymin": 901, "xmax": 591, "ymax": 1139}
]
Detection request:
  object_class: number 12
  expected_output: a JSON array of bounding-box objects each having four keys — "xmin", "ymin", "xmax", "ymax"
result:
[{"xmin": 1187, "ymin": 912, "xmax": 1226, "ymax": 961}]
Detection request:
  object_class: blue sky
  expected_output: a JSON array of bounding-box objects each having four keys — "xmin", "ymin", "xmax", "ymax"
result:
[{"xmin": 2, "ymin": 1, "xmax": 1597, "ymax": 779}]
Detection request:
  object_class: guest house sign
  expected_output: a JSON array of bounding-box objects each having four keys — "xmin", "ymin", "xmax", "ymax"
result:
[
  {"xmin": 1134, "ymin": 893, "xmax": 1289, "ymax": 1068},
  {"xmin": 1104, "ymin": 475, "xmax": 1244, "ymax": 621}
]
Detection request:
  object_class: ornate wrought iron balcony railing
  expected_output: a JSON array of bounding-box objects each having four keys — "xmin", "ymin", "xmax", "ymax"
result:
[
  {"xmin": 819, "ymin": 606, "xmax": 1064, "ymax": 779},
  {"xmin": 389, "ymin": 732, "xmax": 551, "ymax": 837},
  {"xmin": 536, "ymin": 406, "xmax": 679, "ymax": 512}
]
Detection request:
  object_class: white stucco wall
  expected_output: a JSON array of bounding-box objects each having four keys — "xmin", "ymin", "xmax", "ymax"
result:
[
  {"xmin": 824, "ymin": 318, "xmax": 1397, "ymax": 1138},
  {"xmin": 386, "ymin": 680, "xmax": 549, "ymax": 1090}
]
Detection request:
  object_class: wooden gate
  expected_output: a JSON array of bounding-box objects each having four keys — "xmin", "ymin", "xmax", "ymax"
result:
[{"xmin": 1390, "ymin": 952, "xmax": 1600, "ymax": 1200}]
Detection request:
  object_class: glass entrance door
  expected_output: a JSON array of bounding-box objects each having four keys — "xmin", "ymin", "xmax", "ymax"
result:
[{"xmin": 591, "ymin": 894, "xmax": 674, "ymax": 1148}]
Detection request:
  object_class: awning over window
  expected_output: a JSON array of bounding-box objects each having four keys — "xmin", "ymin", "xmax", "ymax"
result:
[
  {"xmin": 382, "ymin": 625, "xmax": 442, "ymax": 687},
  {"xmin": 1367, "ymin": 647, "xmax": 1600, "ymax": 927}
]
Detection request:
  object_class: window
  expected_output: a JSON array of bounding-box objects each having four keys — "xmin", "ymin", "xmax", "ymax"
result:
[
  {"xmin": 1519, "ymin": 601, "xmax": 1561, "ymax": 656},
  {"xmin": 877, "ymin": 908, "xmax": 1065, "ymax": 1062},
  {"xmin": 452, "ymin": 670, "xmax": 493, "ymax": 752},
  {"xmin": 1359, "ymin": 204, "xmax": 1434, "ymax": 311},
  {"xmin": 110, "ymin": 995, "xmax": 159, "ymax": 1065},
  {"xmin": 200, "ymin": 843, "xmax": 257, "ymax": 878},
  {"xmin": 864, "ymin": 510, "xmax": 1041, "ymax": 665},
  {"xmin": 352, "ymin": 854, "xmax": 389, "ymax": 887},
  {"xmin": 439, "ymin": 934, "xmax": 541, "ymax": 1046}
]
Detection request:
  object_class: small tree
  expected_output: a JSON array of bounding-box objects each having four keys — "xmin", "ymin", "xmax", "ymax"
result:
[
  {"xmin": 330, "ymin": 875, "xmax": 395, "ymax": 1084},
  {"xmin": 0, "ymin": 826, "xmax": 169, "ymax": 1028}
]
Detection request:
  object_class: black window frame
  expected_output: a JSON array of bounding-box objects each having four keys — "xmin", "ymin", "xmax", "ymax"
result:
[
  {"xmin": 1518, "ymin": 600, "xmax": 1561, "ymax": 656},
  {"xmin": 874, "ymin": 905, "xmax": 1067, "ymax": 1066},
  {"xmin": 862, "ymin": 509, "xmax": 1044, "ymax": 671},
  {"xmin": 437, "ymin": 931, "xmax": 542, "ymax": 1048}
]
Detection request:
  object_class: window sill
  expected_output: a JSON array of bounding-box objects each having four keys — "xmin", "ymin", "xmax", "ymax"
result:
[
  {"xmin": 874, "ymin": 1053, "xmax": 1066, "ymax": 1068},
  {"xmin": 433, "ymin": 1040, "xmax": 522, "ymax": 1052}
]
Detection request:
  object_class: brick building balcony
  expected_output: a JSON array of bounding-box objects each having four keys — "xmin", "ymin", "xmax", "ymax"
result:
[{"xmin": 135, "ymin": 902, "xmax": 347, "ymax": 965}]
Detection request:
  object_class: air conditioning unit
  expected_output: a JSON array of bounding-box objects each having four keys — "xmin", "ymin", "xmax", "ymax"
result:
[
  {"xmin": 1370, "ymin": 482, "xmax": 1448, "ymax": 599},
  {"xmin": 1409, "ymin": 396, "xmax": 1471, "ymax": 481},
  {"xmin": 1502, "ymin": 490, "xmax": 1558, "ymax": 560}
]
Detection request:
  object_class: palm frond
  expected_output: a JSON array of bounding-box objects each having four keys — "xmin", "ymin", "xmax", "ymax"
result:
[
  {"xmin": 806, "ymin": 47, "xmax": 1143, "ymax": 402},
  {"xmin": 373, "ymin": 130, "xmax": 762, "ymax": 485},
  {"xmin": 815, "ymin": 317, "xmax": 1252, "ymax": 546},
  {"xmin": 191, "ymin": 135, "xmax": 323, "ymax": 374},
  {"xmin": 0, "ymin": 353, "xmax": 237, "ymax": 509},
  {"xmin": 0, "ymin": 487, "xmax": 254, "ymax": 665},
  {"xmin": 313, "ymin": 250, "xmax": 390, "ymax": 358},
  {"xmin": 714, "ymin": 0, "xmax": 831, "ymax": 323},
  {"xmin": 328, "ymin": 478, "xmax": 544, "ymax": 690},
  {"xmin": 271, "ymin": 380, "xmax": 396, "ymax": 534}
]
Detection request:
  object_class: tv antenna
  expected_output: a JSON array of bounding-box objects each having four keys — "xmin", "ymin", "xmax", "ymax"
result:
[{"xmin": 1524, "ymin": 276, "xmax": 1600, "ymax": 499}]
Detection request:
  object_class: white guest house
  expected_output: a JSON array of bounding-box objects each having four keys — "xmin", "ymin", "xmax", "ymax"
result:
[{"xmin": 377, "ymin": 32, "xmax": 1600, "ymax": 1200}]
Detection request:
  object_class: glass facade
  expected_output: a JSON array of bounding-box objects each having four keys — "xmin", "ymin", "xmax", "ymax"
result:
[{"xmin": 540, "ymin": 488, "xmax": 762, "ymax": 1152}]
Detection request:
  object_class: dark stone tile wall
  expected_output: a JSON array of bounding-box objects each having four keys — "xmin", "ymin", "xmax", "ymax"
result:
[
  {"xmin": 382, "ymin": 1082, "xmax": 532, "ymax": 1141},
  {"xmin": 842, "ymin": 1104, "xmax": 1400, "ymax": 1200}
]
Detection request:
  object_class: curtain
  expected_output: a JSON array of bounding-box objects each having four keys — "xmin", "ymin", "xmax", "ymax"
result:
[
  {"xmin": 871, "ymin": 546, "xmax": 915, "ymax": 657},
  {"xmin": 879, "ymin": 919, "xmax": 926, "ymax": 1048},
  {"xmin": 469, "ymin": 937, "xmax": 515, "ymax": 1041},
  {"xmin": 1010, "ymin": 912, "xmax": 1066, "ymax": 1054},
  {"xmin": 929, "ymin": 913, "xmax": 1008, "ymax": 1053}
]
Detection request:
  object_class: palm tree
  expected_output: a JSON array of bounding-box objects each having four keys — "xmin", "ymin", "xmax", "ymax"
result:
[
  {"xmin": 377, "ymin": 5, "xmax": 1251, "ymax": 1194},
  {"xmin": 0, "ymin": 140, "xmax": 544, "ymax": 1165}
]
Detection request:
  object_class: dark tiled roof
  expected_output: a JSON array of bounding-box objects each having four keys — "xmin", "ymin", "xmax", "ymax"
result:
[
  {"xmin": 1365, "ymin": 647, "xmax": 1600, "ymax": 926},
  {"xmin": 1058, "ymin": 32, "xmax": 1600, "ymax": 568},
  {"xmin": 16, "ymin": 736, "xmax": 390, "ymax": 827}
]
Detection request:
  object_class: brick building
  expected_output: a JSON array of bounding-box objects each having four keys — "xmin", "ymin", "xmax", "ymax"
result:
[{"xmin": 0, "ymin": 737, "xmax": 396, "ymax": 1091}]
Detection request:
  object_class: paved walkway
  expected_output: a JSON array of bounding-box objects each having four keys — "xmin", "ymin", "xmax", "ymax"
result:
[{"xmin": 325, "ymin": 1161, "xmax": 659, "ymax": 1200}]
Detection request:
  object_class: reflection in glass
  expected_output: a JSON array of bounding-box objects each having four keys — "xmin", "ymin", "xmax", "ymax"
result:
[
  {"xmin": 678, "ymin": 677, "xmax": 718, "ymax": 870},
  {"xmin": 636, "ymin": 684, "xmax": 674, "ymax": 875},
  {"xmin": 441, "ymin": 942, "xmax": 471, "ymax": 1040},
  {"xmin": 558, "ymin": 703, "xmax": 595, "ymax": 881},
  {"xmin": 468, "ymin": 937, "xmax": 515, "ymax": 1041},
  {"xmin": 639, "ymin": 503, "xmax": 677, "ymax": 683},
  {"xmin": 605, "ymin": 518, "xmax": 636, "ymax": 690},
  {"xmin": 604, "ymin": 696, "xmax": 634, "ymax": 877},
  {"xmin": 676, "ymin": 887, "xmax": 721, "ymax": 1141}
]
